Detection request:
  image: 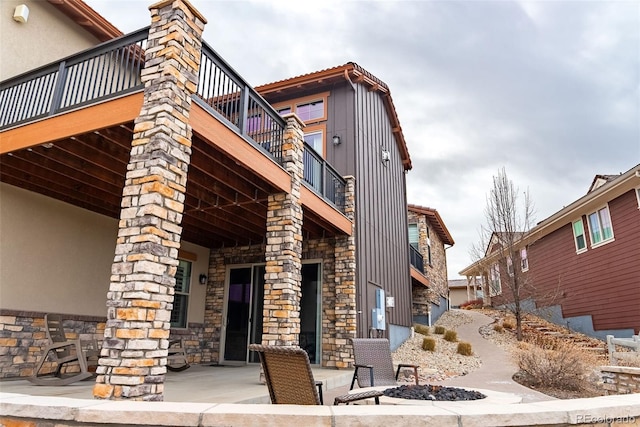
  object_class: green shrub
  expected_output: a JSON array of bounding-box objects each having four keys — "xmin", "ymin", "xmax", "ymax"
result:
[
  {"xmin": 493, "ymin": 324, "xmax": 504, "ymax": 333},
  {"xmin": 457, "ymin": 341, "xmax": 473, "ymax": 356},
  {"xmin": 444, "ymin": 330, "xmax": 458, "ymax": 342},
  {"xmin": 422, "ymin": 337, "xmax": 436, "ymax": 351},
  {"xmin": 414, "ymin": 324, "xmax": 430, "ymax": 335},
  {"xmin": 434, "ymin": 325, "xmax": 446, "ymax": 334}
]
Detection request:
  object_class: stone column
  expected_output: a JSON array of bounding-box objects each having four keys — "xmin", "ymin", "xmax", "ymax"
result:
[
  {"xmin": 333, "ymin": 176, "xmax": 357, "ymax": 368},
  {"xmin": 262, "ymin": 114, "xmax": 304, "ymax": 347},
  {"xmin": 93, "ymin": 0, "xmax": 206, "ymax": 401}
]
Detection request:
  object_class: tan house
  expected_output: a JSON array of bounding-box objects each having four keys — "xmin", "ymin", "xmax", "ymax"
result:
[{"xmin": 0, "ymin": 0, "xmax": 419, "ymax": 400}]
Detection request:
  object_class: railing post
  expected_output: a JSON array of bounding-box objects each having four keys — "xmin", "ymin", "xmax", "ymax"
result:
[
  {"xmin": 238, "ymin": 84, "xmax": 250, "ymax": 134},
  {"xmin": 49, "ymin": 61, "xmax": 67, "ymax": 117}
]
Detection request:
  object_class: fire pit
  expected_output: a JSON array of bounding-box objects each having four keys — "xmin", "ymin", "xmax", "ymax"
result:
[
  {"xmin": 347, "ymin": 385, "xmax": 522, "ymax": 406},
  {"xmin": 383, "ymin": 384, "xmax": 486, "ymax": 401}
]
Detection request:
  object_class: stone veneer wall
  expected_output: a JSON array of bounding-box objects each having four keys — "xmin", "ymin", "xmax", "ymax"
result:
[
  {"xmin": 94, "ymin": 0, "xmax": 206, "ymax": 401},
  {"xmin": 0, "ymin": 311, "xmax": 105, "ymax": 379},
  {"xmin": 0, "ymin": 310, "xmax": 205, "ymax": 380},
  {"xmin": 601, "ymin": 366, "xmax": 640, "ymax": 395},
  {"xmin": 408, "ymin": 211, "xmax": 449, "ymax": 321}
]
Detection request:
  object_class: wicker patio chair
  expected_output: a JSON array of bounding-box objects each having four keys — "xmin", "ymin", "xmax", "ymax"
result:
[
  {"xmin": 248, "ymin": 344, "xmax": 382, "ymax": 405},
  {"xmin": 350, "ymin": 338, "xmax": 419, "ymax": 390},
  {"xmin": 28, "ymin": 313, "xmax": 100, "ymax": 386}
]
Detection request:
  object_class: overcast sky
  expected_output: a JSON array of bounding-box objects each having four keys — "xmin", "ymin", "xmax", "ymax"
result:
[{"xmin": 85, "ymin": 0, "xmax": 640, "ymax": 280}]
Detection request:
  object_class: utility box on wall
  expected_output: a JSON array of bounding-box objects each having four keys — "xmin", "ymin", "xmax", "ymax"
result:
[{"xmin": 372, "ymin": 288, "xmax": 386, "ymax": 330}]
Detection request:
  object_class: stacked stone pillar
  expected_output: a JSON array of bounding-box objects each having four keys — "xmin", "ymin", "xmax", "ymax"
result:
[
  {"xmin": 262, "ymin": 115, "xmax": 304, "ymax": 347},
  {"xmin": 333, "ymin": 176, "xmax": 357, "ymax": 368},
  {"xmin": 93, "ymin": 0, "xmax": 206, "ymax": 401}
]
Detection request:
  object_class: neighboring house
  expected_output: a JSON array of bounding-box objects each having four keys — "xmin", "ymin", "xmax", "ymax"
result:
[
  {"xmin": 460, "ymin": 164, "xmax": 640, "ymax": 339},
  {"xmin": 0, "ymin": 0, "xmax": 416, "ymax": 399},
  {"xmin": 407, "ymin": 205, "xmax": 454, "ymax": 325},
  {"xmin": 448, "ymin": 278, "xmax": 482, "ymax": 308},
  {"xmin": 256, "ymin": 64, "xmax": 414, "ymax": 349}
]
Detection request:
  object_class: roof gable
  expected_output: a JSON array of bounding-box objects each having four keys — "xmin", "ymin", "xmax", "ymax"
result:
[
  {"xmin": 407, "ymin": 204, "xmax": 454, "ymax": 246},
  {"xmin": 256, "ymin": 62, "xmax": 412, "ymax": 171}
]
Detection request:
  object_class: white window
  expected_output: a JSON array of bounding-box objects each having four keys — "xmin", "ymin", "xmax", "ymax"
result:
[
  {"xmin": 636, "ymin": 188, "xmax": 640, "ymax": 209},
  {"xmin": 408, "ymin": 223, "xmax": 419, "ymax": 249},
  {"xmin": 520, "ymin": 247, "xmax": 529, "ymax": 272},
  {"xmin": 572, "ymin": 219, "xmax": 587, "ymax": 253},
  {"xmin": 426, "ymin": 227, "xmax": 432, "ymax": 265},
  {"xmin": 506, "ymin": 257, "xmax": 514, "ymax": 276},
  {"xmin": 587, "ymin": 205, "xmax": 614, "ymax": 247},
  {"xmin": 489, "ymin": 263, "xmax": 501, "ymax": 296},
  {"xmin": 304, "ymin": 131, "xmax": 323, "ymax": 155},
  {"xmin": 171, "ymin": 259, "xmax": 192, "ymax": 328}
]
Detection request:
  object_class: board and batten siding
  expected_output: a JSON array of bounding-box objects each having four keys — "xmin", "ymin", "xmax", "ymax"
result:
[
  {"xmin": 351, "ymin": 83, "xmax": 412, "ymax": 335},
  {"xmin": 528, "ymin": 189, "xmax": 640, "ymax": 334}
]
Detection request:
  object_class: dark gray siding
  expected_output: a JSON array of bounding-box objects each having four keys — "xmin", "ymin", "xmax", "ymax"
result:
[{"xmin": 351, "ymin": 83, "xmax": 412, "ymax": 336}]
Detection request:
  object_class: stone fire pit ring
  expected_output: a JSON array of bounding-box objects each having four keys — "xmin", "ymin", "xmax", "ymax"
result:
[{"xmin": 348, "ymin": 385, "xmax": 523, "ymax": 406}]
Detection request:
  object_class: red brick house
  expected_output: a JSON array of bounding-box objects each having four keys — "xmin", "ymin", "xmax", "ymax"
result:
[{"xmin": 460, "ymin": 164, "xmax": 640, "ymax": 339}]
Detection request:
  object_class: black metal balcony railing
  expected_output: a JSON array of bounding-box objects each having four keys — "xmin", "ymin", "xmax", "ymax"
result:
[
  {"xmin": 303, "ymin": 144, "xmax": 346, "ymax": 212},
  {"xmin": 0, "ymin": 29, "xmax": 346, "ymax": 212},
  {"xmin": 409, "ymin": 245, "xmax": 424, "ymax": 272},
  {"xmin": 0, "ymin": 28, "xmax": 148, "ymax": 128}
]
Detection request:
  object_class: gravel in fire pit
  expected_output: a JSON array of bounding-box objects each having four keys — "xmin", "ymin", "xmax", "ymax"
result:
[{"xmin": 383, "ymin": 384, "xmax": 487, "ymax": 401}]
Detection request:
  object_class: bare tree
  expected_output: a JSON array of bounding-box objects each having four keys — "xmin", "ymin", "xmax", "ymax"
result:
[{"xmin": 474, "ymin": 168, "xmax": 535, "ymax": 341}]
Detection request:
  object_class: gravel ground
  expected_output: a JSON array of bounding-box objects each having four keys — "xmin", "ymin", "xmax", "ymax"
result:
[{"xmin": 391, "ymin": 310, "xmax": 483, "ymax": 383}]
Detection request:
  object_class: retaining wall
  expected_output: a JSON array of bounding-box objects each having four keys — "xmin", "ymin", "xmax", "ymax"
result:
[{"xmin": 1, "ymin": 392, "xmax": 639, "ymax": 427}]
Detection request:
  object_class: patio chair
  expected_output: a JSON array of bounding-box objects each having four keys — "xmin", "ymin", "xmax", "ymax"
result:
[
  {"xmin": 248, "ymin": 344, "xmax": 382, "ymax": 405},
  {"xmin": 167, "ymin": 339, "xmax": 190, "ymax": 372},
  {"xmin": 28, "ymin": 313, "xmax": 100, "ymax": 386},
  {"xmin": 350, "ymin": 338, "xmax": 419, "ymax": 390}
]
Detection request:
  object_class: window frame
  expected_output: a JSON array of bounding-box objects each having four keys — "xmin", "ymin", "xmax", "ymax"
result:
[
  {"xmin": 171, "ymin": 258, "xmax": 193, "ymax": 329},
  {"xmin": 408, "ymin": 223, "xmax": 419, "ymax": 249},
  {"xmin": 572, "ymin": 218, "xmax": 587, "ymax": 254},
  {"xmin": 636, "ymin": 187, "xmax": 640, "ymax": 210},
  {"xmin": 273, "ymin": 92, "xmax": 330, "ymax": 124},
  {"xmin": 520, "ymin": 247, "xmax": 529, "ymax": 272},
  {"xmin": 489, "ymin": 263, "xmax": 502, "ymax": 296},
  {"xmin": 587, "ymin": 205, "xmax": 615, "ymax": 248},
  {"xmin": 304, "ymin": 124, "xmax": 326, "ymax": 157}
]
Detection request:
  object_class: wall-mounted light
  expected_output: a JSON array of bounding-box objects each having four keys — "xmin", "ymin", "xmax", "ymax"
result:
[
  {"xmin": 199, "ymin": 274, "xmax": 207, "ymax": 285},
  {"xmin": 332, "ymin": 135, "xmax": 341, "ymax": 145},
  {"xmin": 381, "ymin": 149, "xmax": 390, "ymax": 164},
  {"xmin": 13, "ymin": 4, "xmax": 29, "ymax": 23}
]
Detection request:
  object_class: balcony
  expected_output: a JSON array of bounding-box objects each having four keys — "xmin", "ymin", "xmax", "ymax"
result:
[
  {"xmin": 0, "ymin": 27, "xmax": 345, "ymax": 213},
  {"xmin": 0, "ymin": 28, "xmax": 349, "ymax": 247},
  {"xmin": 409, "ymin": 245, "xmax": 424, "ymax": 272}
]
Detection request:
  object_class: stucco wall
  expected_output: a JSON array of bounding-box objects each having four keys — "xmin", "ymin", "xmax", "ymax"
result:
[
  {"xmin": 1, "ymin": 0, "xmax": 100, "ymax": 80},
  {"xmin": 0, "ymin": 183, "xmax": 209, "ymax": 323}
]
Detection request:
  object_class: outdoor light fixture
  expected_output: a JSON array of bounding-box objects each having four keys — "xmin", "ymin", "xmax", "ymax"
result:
[
  {"xmin": 199, "ymin": 274, "xmax": 207, "ymax": 285},
  {"xmin": 381, "ymin": 149, "xmax": 390, "ymax": 163},
  {"xmin": 332, "ymin": 135, "xmax": 341, "ymax": 145},
  {"xmin": 13, "ymin": 4, "xmax": 29, "ymax": 23}
]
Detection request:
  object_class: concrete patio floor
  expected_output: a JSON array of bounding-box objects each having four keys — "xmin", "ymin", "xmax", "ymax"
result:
[{"xmin": 0, "ymin": 364, "xmax": 354, "ymax": 404}]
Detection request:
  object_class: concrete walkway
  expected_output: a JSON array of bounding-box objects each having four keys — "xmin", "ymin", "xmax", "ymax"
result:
[
  {"xmin": 429, "ymin": 309, "xmax": 555, "ymax": 403},
  {"xmin": 323, "ymin": 309, "xmax": 555, "ymax": 405}
]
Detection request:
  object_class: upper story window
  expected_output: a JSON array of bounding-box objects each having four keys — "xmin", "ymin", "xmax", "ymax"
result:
[
  {"xmin": 636, "ymin": 188, "xmax": 640, "ymax": 209},
  {"xmin": 408, "ymin": 223, "xmax": 419, "ymax": 249},
  {"xmin": 587, "ymin": 205, "xmax": 614, "ymax": 247},
  {"xmin": 426, "ymin": 227, "xmax": 432, "ymax": 265},
  {"xmin": 520, "ymin": 247, "xmax": 529, "ymax": 272},
  {"xmin": 304, "ymin": 131, "xmax": 323, "ymax": 155},
  {"xmin": 506, "ymin": 257, "xmax": 514, "ymax": 276},
  {"xmin": 296, "ymin": 100, "xmax": 324, "ymax": 122},
  {"xmin": 572, "ymin": 219, "xmax": 587, "ymax": 253},
  {"xmin": 171, "ymin": 259, "xmax": 192, "ymax": 328}
]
